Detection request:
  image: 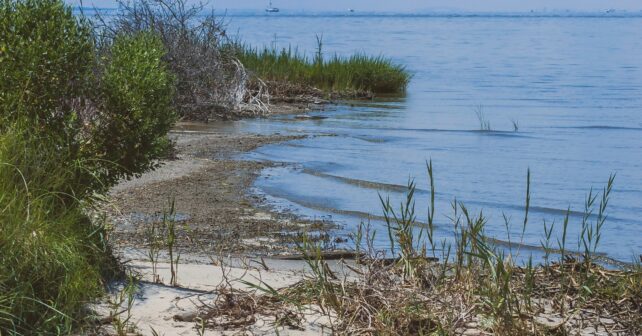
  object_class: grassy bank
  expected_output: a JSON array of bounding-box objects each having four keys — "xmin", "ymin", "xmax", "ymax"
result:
[
  {"xmin": 0, "ymin": 0, "xmax": 175, "ymax": 333},
  {"xmin": 232, "ymin": 42, "xmax": 411, "ymax": 95}
]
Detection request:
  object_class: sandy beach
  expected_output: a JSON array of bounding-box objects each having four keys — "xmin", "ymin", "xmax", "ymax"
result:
[{"xmin": 92, "ymin": 111, "xmax": 348, "ymax": 335}]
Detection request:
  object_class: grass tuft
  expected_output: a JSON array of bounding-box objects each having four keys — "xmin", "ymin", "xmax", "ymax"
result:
[
  {"xmin": 0, "ymin": 129, "xmax": 119, "ymax": 334},
  {"xmin": 230, "ymin": 40, "xmax": 411, "ymax": 95}
]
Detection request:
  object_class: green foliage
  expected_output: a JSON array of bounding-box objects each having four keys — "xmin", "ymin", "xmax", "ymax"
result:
[
  {"xmin": 0, "ymin": 0, "xmax": 177, "ymax": 334},
  {"xmin": 0, "ymin": 0, "xmax": 93, "ymax": 132},
  {"xmin": 232, "ymin": 44, "xmax": 411, "ymax": 94},
  {"xmin": 0, "ymin": 0, "xmax": 97, "ymax": 199},
  {"xmin": 0, "ymin": 129, "xmax": 116, "ymax": 334},
  {"xmin": 0, "ymin": 0, "xmax": 176, "ymax": 193},
  {"xmin": 91, "ymin": 32, "xmax": 176, "ymax": 187}
]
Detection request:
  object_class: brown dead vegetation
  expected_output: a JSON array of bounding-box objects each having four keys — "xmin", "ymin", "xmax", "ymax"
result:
[{"xmin": 192, "ymin": 166, "xmax": 641, "ymax": 335}]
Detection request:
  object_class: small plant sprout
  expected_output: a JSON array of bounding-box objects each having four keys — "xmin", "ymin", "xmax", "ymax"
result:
[
  {"xmin": 110, "ymin": 274, "xmax": 139, "ymax": 335},
  {"xmin": 541, "ymin": 219, "xmax": 555, "ymax": 267},
  {"xmin": 475, "ymin": 105, "xmax": 492, "ymax": 131},
  {"xmin": 557, "ymin": 207, "xmax": 571, "ymax": 263},
  {"xmin": 426, "ymin": 159, "xmax": 437, "ymax": 257},
  {"xmin": 379, "ymin": 179, "xmax": 424, "ymax": 281},
  {"xmin": 165, "ymin": 198, "xmax": 180, "ymax": 287},
  {"xmin": 579, "ymin": 174, "xmax": 615, "ymax": 269},
  {"xmin": 146, "ymin": 221, "xmax": 162, "ymax": 283},
  {"xmin": 314, "ymin": 33, "xmax": 324, "ymax": 65}
]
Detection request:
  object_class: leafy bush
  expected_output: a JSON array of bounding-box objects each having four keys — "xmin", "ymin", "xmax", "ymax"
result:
[
  {"xmin": 0, "ymin": 0, "xmax": 93, "ymax": 133},
  {"xmin": 90, "ymin": 32, "xmax": 176, "ymax": 188},
  {"xmin": 0, "ymin": 0, "xmax": 177, "ymax": 193}
]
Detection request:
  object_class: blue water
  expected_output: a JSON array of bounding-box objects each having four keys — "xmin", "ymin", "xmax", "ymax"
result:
[{"xmin": 222, "ymin": 15, "xmax": 642, "ymax": 262}]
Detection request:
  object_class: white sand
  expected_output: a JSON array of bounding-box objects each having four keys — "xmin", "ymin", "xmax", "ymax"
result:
[{"xmin": 92, "ymin": 256, "xmax": 335, "ymax": 336}]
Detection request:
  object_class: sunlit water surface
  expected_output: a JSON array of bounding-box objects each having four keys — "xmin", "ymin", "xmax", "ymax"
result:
[{"xmin": 220, "ymin": 15, "xmax": 642, "ymax": 262}]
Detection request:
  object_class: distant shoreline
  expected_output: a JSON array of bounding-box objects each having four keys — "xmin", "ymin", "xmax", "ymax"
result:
[{"xmin": 74, "ymin": 7, "xmax": 642, "ymax": 18}]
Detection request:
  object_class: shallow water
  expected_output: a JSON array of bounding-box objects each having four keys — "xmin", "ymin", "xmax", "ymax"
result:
[{"xmin": 223, "ymin": 15, "xmax": 642, "ymax": 262}]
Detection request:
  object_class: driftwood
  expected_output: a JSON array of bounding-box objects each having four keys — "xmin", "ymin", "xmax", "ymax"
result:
[
  {"xmin": 270, "ymin": 251, "xmax": 439, "ymax": 264},
  {"xmin": 293, "ymin": 114, "xmax": 328, "ymax": 120},
  {"xmin": 271, "ymin": 250, "xmax": 362, "ymax": 261}
]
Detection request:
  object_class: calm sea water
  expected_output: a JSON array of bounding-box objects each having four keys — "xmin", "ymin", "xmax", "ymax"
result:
[{"xmin": 222, "ymin": 15, "xmax": 642, "ymax": 262}]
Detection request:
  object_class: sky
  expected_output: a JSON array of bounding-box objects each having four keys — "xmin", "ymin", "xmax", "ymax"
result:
[{"xmin": 73, "ymin": 0, "xmax": 642, "ymax": 13}]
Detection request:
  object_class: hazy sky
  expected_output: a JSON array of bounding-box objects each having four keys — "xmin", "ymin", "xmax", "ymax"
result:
[{"xmin": 73, "ymin": 0, "xmax": 642, "ymax": 12}]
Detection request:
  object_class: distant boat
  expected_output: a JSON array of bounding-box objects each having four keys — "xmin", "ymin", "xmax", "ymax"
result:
[
  {"xmin": 605, "ymin": 9, "xmax": 615, "ymax": 14},
  {"xmin": 348, "ymin": 8, "xmax": 355, "ymax": 13},
  {"xmin": 265, "ymin": 1, "xmax": 279, "ymax": 13}
]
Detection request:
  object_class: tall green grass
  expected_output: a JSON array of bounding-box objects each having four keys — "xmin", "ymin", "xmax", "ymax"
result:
[
  {"xmin": 0, "ymin": 128, "xmax": 118, "ymax": 334},
  {"xmin": 231, "ymin": 42, "xmax": 411, "ymax": 94}
]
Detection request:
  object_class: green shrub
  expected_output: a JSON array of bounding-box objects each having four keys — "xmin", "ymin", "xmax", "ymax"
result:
[
  {"xmin": 0, "ymin": 0, "xmax": 98, "ymax": 199},
  {"xmin": 0, "ymin": 0, "xmax": 177, "ymax": 193},
  {"xmin": 0, "ymin": 0, "xmax": 93, "ymax": 132},
  {"xmin": 91, "ymin": 32, "xmax": 176, "ymax": 188},
  {"xmin": 99, "ymin": 0, "xmax": 246, "ymax": 120}
]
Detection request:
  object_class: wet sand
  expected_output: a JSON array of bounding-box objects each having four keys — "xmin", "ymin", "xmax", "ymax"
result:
[{"xmin": 107, "ymin": 122, "xmax": 337, "ymax": 258}]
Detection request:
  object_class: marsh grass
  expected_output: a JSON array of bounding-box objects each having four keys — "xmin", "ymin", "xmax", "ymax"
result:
[
  {"xmin": 0, "ymin": 129, "xmax": 119, "ymax": 334},
  {"xmin": 230, "ymin": 38, "xmax": 410, "ymax": 96},
  {"xmin": 230, "ymin": 166, "xmax": 641, "ymax": 335}
]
